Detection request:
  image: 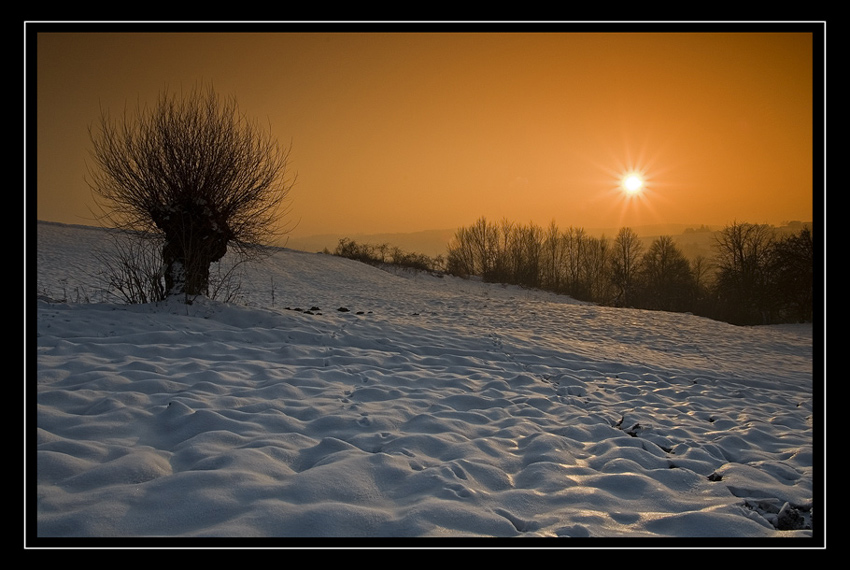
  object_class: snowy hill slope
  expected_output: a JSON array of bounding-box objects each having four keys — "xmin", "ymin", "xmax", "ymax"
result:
[{"xmin": 32, "ymin": 221, "xmax": 817, "ymax": 541}]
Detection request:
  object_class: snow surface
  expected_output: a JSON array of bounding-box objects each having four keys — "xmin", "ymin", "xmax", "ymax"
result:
[{"xmin": 31, "ymin": 221, "xmax": 819, "ymax": 544}]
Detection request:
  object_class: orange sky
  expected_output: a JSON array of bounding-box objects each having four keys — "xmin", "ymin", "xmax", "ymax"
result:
[{"xmin": 31, "ymin": 25, "xmax": 819, "ymax": 243}]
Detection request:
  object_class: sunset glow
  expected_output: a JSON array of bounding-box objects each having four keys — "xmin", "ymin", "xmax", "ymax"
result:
[{"xmin": 30, "ymin": 25, "xmax": 818, "ymax": 250}]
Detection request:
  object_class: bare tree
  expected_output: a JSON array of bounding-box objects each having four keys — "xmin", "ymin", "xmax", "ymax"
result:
[
  {"xmin": 610, "ymin": 227, "xmax": 643, "ymax": 307},
  {"xmin": 712, "ymin": 221, "xmax": 774, "ymax": 323},
  {"xmin": 767, "ymin": 226, "xmax": 814, "ymax": 323},
  {"xmin": 86, "ymin": 84, "xmax": 294, "ymax": 300},
  {"xmin": 493, "ymin": 218, "xmax": 515, "ymax": 283},
  {"xmin": 468, "ymin": 217, "xmax": 499, "ymax": 281},
  {"xmin": 563, "ymin": 226, "xmax": 588, "ymax": 298},
  {"xmin": 446, "ymin": 226, "xmax": 477, "ymax": 278},
  {"xmin": 94, "ymin": 230, "xmax": 167, "ymax": 304},
  {"xmin": 583, "ymin": 234, "xmax": 612, "ymax": 304},
  {"xmin": 639, "ymin": 235, "xmax": 695, "ymax": 312},
  {"xmin": 515, "ymin": 222, "xmax": 542, "ymax": 288},
  {"xmin": 541, "ymin": 220, "xmax": 564, "ymax": 292}
]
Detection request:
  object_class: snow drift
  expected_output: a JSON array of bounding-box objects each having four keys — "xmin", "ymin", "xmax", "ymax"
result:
[{"xmin": 31, "ymin": 221, "xmax": 818, "ymax": 544}]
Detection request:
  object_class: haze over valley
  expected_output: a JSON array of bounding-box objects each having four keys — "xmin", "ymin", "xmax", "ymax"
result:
[{"xmin": 285, "ymin": 221, "xmax": 815, "ymax": 262}]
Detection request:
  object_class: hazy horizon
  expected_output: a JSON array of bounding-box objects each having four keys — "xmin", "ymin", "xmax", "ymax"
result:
[
  {"xmin": 36, "ymin": 217, "xmax": 814, "ymax": 262},
  {"xmin": 282, "ymin": 218, "xmax": 815, "ymax": 258}
]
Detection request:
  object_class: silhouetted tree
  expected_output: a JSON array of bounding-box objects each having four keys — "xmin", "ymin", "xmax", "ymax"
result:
[
  {"xmin": 712, "ymin": 221, "xmax": 774, "ymax": 324},
  {"xmin": 446, "ymin": 227, "xmax": 474, "ymax": 278},
  {"xmin": 562, "ymin": 226, "xmax": 589, "ymax": 299},
  {"xmin": 610, "ymin": 227, "xmax": 643, "ymax": 307},
  {"xmin": 583, "ymin": 234, "xmax": 613, "ymax": 304},
  {"xmin": 689, "ymin": 254, "xmax": 716, "ymax": 316},
  {"xmin": 541, "ymin": 220, "xmax": 563, "ymax": 292},
  {"xmin": 493, "ymin": 218, "xmax": 515, "ymax": 283},
  {"xmin": 505, "ymin": 222, "xmax": 542, "ymax": 287},
  {"xmin": 767, "ymin": 226, "xmax": 814, "ymax": 322},
  {"xmin": 638, "ymin": 235, "xmax": 695, "ymax": 312},
  {"xmin": 471, "ymin": 217, "xmax": 500, "ymax": 281},
  {"xmin": 87, "ymin": 84, "xmax": 294, "ymax": 300}
]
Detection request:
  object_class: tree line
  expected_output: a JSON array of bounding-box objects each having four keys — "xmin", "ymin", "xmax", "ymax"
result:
[
  {"xmin": 443, "ymin": 217, "xmax": 813, "ymax": 325},
  {"xmin": 329, "ymin": 237, "xmax": 443, "ymax": 273}
]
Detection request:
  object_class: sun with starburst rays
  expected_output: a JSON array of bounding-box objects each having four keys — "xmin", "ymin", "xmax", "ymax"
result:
[
  {"xmin": 622, "ymin": 172, "xmax": 644, "ymax": 195},
  {"xmin": 583, "ymin": 136, "xmax": 674, "ymax": 229}
]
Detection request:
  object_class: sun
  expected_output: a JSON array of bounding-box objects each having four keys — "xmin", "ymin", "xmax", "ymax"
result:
[
  {"xmin": 581, "ymin": 133, "xmax": 674, "ymax": 228},
  {"xmin": 622, "ymin": 173, "xmax": 644, "ymax": 194}
]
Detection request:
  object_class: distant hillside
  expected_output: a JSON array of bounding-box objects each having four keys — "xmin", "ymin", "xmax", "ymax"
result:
[
  {"xmin": 669, "ymin": 221, "xmax": 813, "ymax": 262},
  {"xmin": 284, "ymin": 228, "xmax": 457, "ymax": 259}
]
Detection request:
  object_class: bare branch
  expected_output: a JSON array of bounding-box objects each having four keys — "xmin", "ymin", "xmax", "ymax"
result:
[{"xmin": 86, "ymin": 83, "xmax": 294, "ymax": 299}]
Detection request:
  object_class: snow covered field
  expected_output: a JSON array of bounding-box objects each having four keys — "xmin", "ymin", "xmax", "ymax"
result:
[{"xmin": 31, "ymin": 221, "xmax": 820, "ymax": 545}]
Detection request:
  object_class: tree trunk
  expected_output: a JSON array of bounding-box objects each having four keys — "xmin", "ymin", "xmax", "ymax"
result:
[{"xmin": 156, "ymin": 203, "xmax": 232, "ymax": 299}]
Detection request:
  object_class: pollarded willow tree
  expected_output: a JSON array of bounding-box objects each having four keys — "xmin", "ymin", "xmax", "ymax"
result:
[{"xmin": 86, "ymin": 84, "xmax": 294, "ymax": 300}]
